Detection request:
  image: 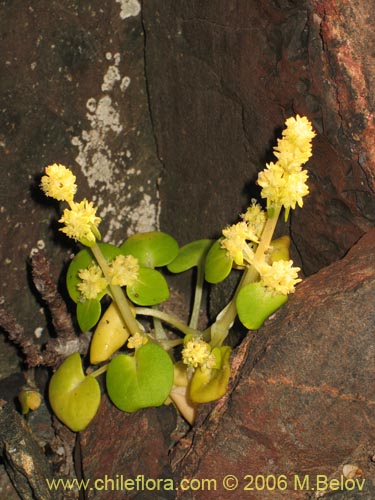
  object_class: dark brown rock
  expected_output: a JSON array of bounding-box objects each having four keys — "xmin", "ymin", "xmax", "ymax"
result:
[
  {"xmin": 79, "ymin": 395, "xmax": 176, "ymax": 499},
  {"xmin": 172, "ymin": 228, "xmax": 375, "ymax": 499}
]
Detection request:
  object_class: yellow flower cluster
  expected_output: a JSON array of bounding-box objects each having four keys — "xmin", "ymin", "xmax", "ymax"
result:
[
  {"xmin": 182, "ymin": 337, "xmax": 216, "ymax": 369},
  {"xmin": 257, "ymin": 115, "xmax": 315, "ymax": 215},
  {"xmin": 41, "ymin": 164, "xmax": 102, "ymax": 246},
  {"xmin": 221, "ymin": 221, "xmax": 257, "ymax": 266},
  {"xmin": 259, "ymin": 260, "xmax": 302, "ymax": 295},
  {"xmin": 221, "ymin": 200, "xmax": 266, "ymax": 266},
  {"xmin": 107, "ymin": 255, "xmax": 139, "ymax": 287},
  {"xmin": 241, "ymin": 200, "xmax": 267, "ymax": 236},
  {"xmin": 127, "ymin": 332, "xmax": 148, "ymax": 349},
  {"xmin": 77, "ymin": 255, "xmax": 140, "ymax": 300},
  {"xmin": 40, "ymin": 163, "xmax": 77, "ymax": 202},
  {"xmin": 59, "ymin": 200, "xmax": 101, "ymax": 246},
  {"xmin": 77, "ymin": 265, "xmax": 108, "ymax": 300}
]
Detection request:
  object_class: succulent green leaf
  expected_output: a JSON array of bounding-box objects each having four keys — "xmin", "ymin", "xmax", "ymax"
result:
[
  {"xmin": 48, "ymin": 353, "xmax": 101, "ymax": 432},
  {"xmin": 236, "ymin": 282, "xmax": 288, "ymax": 330},
  {"xmin": 76, "ymin": 298, "xmax": 101, "ymax": 332},
  {"xmin": 204, "ymin": 239, "xmax": 233, "ymax": 284},
  {"xmin": 126, "ymin": 267, "xmax": 169, "ymax": 306},
  {"xmin": 167, "ymin": 239, "xmax": 213, "ymax": 273},
  {"xmin": 189, "ymin": 346, "xmax": 231, "ymax": 403},
  {"xmin": 66, "ymin": 243, "xmax": 122, "ymax": 303},
  {"xmin": 106, "ymin": 343, "xmax": 174, "ymax": 412},
  {"xmin": 120, "ymin": 231, "xmax": 179, "ymax": 268}
]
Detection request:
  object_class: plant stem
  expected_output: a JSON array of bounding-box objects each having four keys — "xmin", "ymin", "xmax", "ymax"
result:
[
  {"xmin": 91, "ymin": 244, "xmax": 140, "ymax": 336},
  {"xmin": 135, "ymin": 307, "xmax": 200, "ymax": 337},
  {"xmin": 152, "ymin": 306, "xmax": 169, "ymax": 341},
  {"xmin": 189, "ymin": 264, "xmax": 204, "ymax": 330},
  {"xmin": 88, "ymin": 364, "xmax": 108, "ymax": 378},
  {"xmin": 206, "ymin": 205, "xmax": 282, "ymax": 347}
]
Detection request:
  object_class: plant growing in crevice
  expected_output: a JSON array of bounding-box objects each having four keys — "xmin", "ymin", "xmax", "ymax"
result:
[{"xmin": 37, "ymin": 115, "xmax": 315, "ymax": 431}]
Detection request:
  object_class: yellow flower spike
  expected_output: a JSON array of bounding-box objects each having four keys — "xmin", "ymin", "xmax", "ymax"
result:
[
  {"xmin": 107, "ymin": 254, "xmax": 139, "ymax": 287},
  {"xmin": 18, "ymin": 389, "xmax": 42, "ymax": 415},
  {"xmin": 59, "ymin": 199, "xmax": 101, "ymax": 246},
  {"xmin": 257, "ymin": 116, "xmax": 315, "ymax": 216},
  {"xmin": 77, "ymin": 264, "xmax": 108, "ymax": 300},
  {"xmin": 283, "ymin": 114, "xmax": 316, "ymax": 148},
  {"xmin": 40, "ymin": 163, "xmax": 77, "ymax": 202},
  {"xmin": 90, "ymin": 302, "xmax": 132, "ymax": 364}
]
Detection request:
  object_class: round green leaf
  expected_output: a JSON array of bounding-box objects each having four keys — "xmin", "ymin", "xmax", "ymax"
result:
[
  {"xmin": 76, "ymin": 298, "xmax": 101, "ymax": 332},
  {"xmin": 126, "ymin": 267, "xmax": 169, "ymax": 305},
  {"xmin": 106, "ymin": 343, "xmax": 174, "ymax": 412},
  {"xmin": 66, "ymin": 243, "xmax": 122, "ymax": 303},
  {"xmin": 49, "ymin": 353, "xmax": 101, "ymax": 432},
  {"xmin": 167, "ymin": 239, "xmax": 213, "ymax": 273},
  {"xmin": 236, "ymin": 282, "xmax": 288, "ymax": 330},
  {"xmin": 120, "ymin": 231, "xmax": 178, "ymax": 268},
  {"xmin": 204, "ymin": 239, "xmax": 233, "ymax": 284}
]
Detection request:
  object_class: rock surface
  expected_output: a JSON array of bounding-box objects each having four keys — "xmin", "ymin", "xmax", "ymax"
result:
[{"xmin": 79, "ymin": 395, "xmax": 177, "ymax": 499}]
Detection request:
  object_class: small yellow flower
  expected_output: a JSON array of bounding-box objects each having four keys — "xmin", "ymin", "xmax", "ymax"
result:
[
  {"xmin": 257, "ymin": 163, "xmax": 309, "ymax": 213},
  {"xmin": 127, "ymin": 332, "xmax": 148, "ymax": 349},
  {"xmin": 182, "ymin": 337, "xmax": 216, "ymax": 369},
  {"xmin": 59, "ymin": 199, "xmax": 101, "ymax": 245},
  {"xmin": 77, "ymin": 264, "xmax": 108, "ymax": 300},
  {"xmin": 221, "ymin": 221, "xmax": 258, "ymax": 265},
  {"xmin": 279, "ymin": 169, "xmax": 309, "ymax": 210},
  {"xmin": 273, "ymin": 137, "xmax": 312, "ymax": 173},
  {"xmin": 283, "ymin": 114, "xmax": 316, "ymax": 146},
  {"xmin": 259, "ymin": 260, "xmax": 302, "ymax": 295},
  {"xmin": 241, "ymin": 200, "xmax": 267, "ymax": 238},
  {"xmin": 108, "ymin": 255, "xmax": 139, "ymax": 287},
  {"xmin": 257, "ymin": 162, "xmax": 285, "ymax": 207},
  {"xmin": 40, "ymin": 164, "xmax": 77, "ymax": 202}
]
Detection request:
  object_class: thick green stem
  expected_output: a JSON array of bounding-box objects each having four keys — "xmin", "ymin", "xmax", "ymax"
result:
[
  {"xmin": 207, "ymin": 205, "xmax": 282, "ymax": 347},
  {"xmin": 91, "ymin": 244, "xmax": 140, "ymax": 336},
  {"xmin": 135, "ymin": 307, "xmax": 200, "ymax": 337}
]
